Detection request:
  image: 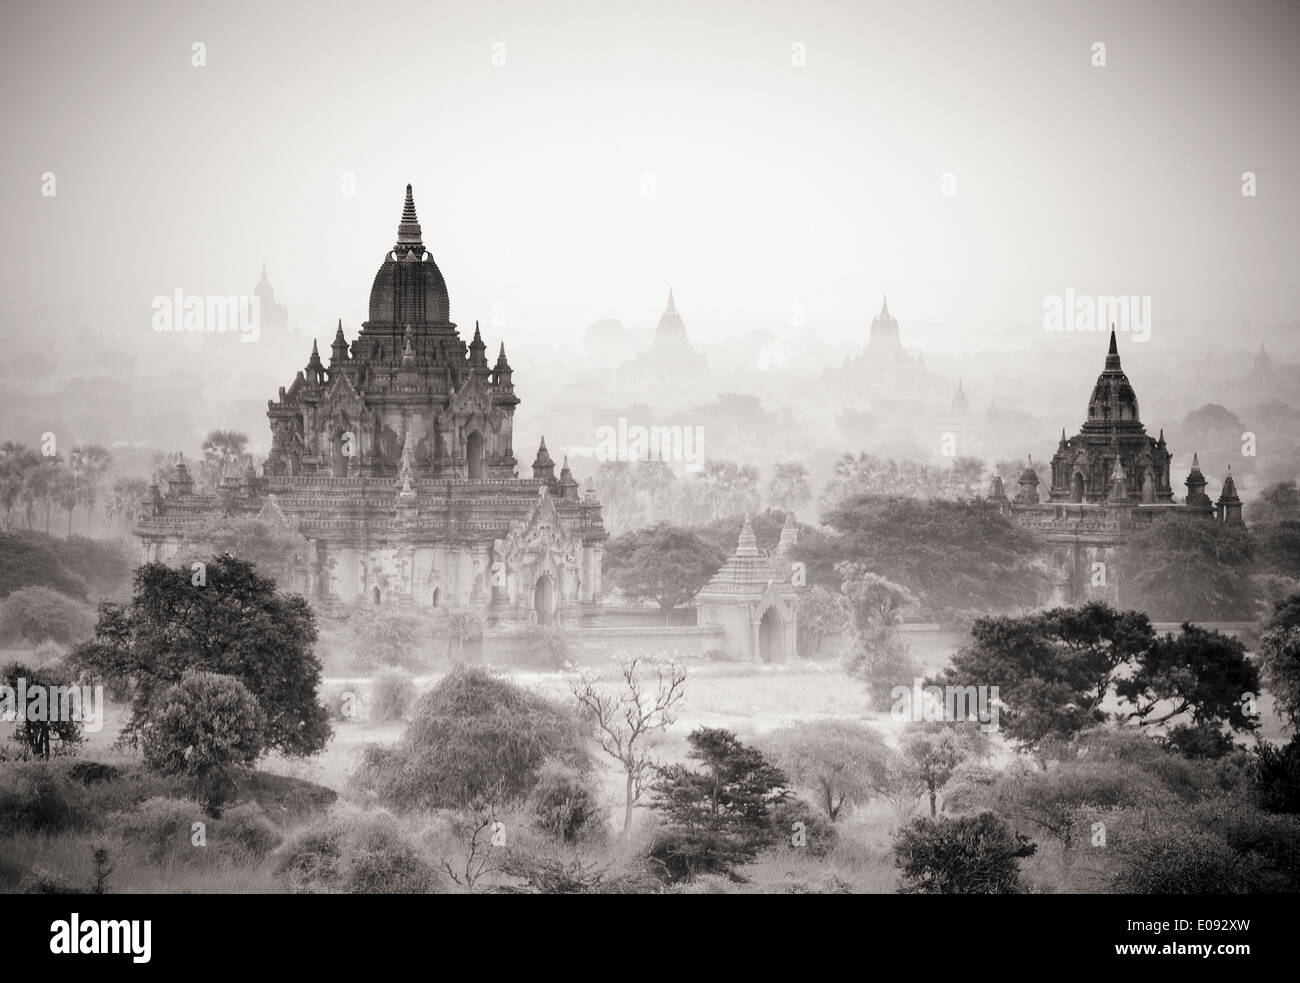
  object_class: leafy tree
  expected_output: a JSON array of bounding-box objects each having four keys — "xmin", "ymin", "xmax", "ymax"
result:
[
  {"xmin": 838, "ymin": 563, "xmax": 920, "ymax": 708},
  {"xmin": 800, "ymin": 495, "xmax": 1044, "ymax": 624},
  {"xmin": 767, "ymin": 462, "xmax": 811, "ymax": 513},
  {"xmin": 140, "ymin": 670, "xmax": 266, "ymax": 811},
  {"xmin": 648, "ymin": 727, "xmax": 792, "ymax": 882},
  {"xmin": 570, "ymin": 654, "xmax": 687, "ymax": 836},
  {"xmin": 1254, "ymin": 737, "xmax": 1300, "ymax": 814},
  {"xmin": 1119, "ymin": 513, "xmax": 1257, "ymax": 621},
  {"xmin": 762, "ymin": 720, "xmax": 890, "ymax": 821},
  {"xmin": 1116, "ymin": 624, "xmax": 1258, "ymax": 739},
  {"xmin": 199, "ymin": 430, "xmax": 252, "ymax": 491},
  {"xmin": 103, "ymin": 476, "xmax": 149, "ymax": 534},
  {"xmin": 1247, "ymin": 480, "xmax": 1300, "ymax": 525},
  {"xmin": 70, "ymin": 554, "xmax": 330, "ymax": 757},
  {"xmin": 341, "ymin": 602, "xmax": 434, "ymax": 669},
  {"xmin": 352, "ymin": 666, "xmax": 589, "ymax": 811},
  {"xmin": 603, "ymin": 523, "xmax": 726, "ymax": 610},
  {"xmin": 1259, "ymin": 600, "xmax": 1300, "ymax": 730},
  {"xmin": 1257, "ymin": 521, "xmax": 1300, "ymax": 580},
  {"xmin": 893, "ymin": 811, "xmax": 1036, "ymax": 894},
  {"xmin": 1, "ymin": 660, "xmax": 84, "ymax": 759},
  {"xmin": 944, "ymin": 603, "xmax": 1154, "ymax": 749},
  {"xmin": 698, "ymin": 460, "xmax": 761, "ymax": 520},
  {"xmin": 0, "ymin": 587, "xmax": 95, "ymax": 646},
  {"xmin": 899, "ymin": 722, "xmax": 988, "ymax": 817},
  {"xmin": 175, "ymin": 514, "xmax": 313, "ymax": 594},
  {"xmin": 433, "ymin": 602, "xmax": 483, "ymax": 662},
  {"xmin": 795, "ymin": 585, "xmax": 847, "ymax": 658}
]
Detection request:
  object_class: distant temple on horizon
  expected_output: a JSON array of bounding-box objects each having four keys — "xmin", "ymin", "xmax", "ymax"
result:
[
  {"xmin": 826, "ymin": 297, "xmax": 928, "ymax": 396},
  {"xmin": 997, "ymin": 329, "xmax": 1242, "ymax": 604},
  {"xmin": 137, "ymin": 184, "xmax": 607, "ymax": 625},
  {"xmin": 613, "ymin": 289, "xmax": 711, "ymax": 405}
]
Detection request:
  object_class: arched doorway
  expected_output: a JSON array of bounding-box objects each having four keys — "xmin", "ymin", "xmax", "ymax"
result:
[
  {"xmin": 759, "ymin": 607, "xmax": 781, "ymax": 663},
  {"xmin": 533, "ymin": 573, "xmax": 554, "ymax": 626},
  {"xmin": 371, "ymin": 586, "xmax": 380, "ymax": 606},
  {"xmin": 1070, "ymin": 472, "xmax": 1085, "ymax": 503},
  {"xmin": 1141, "ymin": 469, "xmax": 1155, "ymax": 503},
  {"xmin": 431, "ymin": 587, "xmax": 441, "ymax": 609},
  {"xmin": 466, "ymin": 431, "xmax": 484, "ymax": 480}
]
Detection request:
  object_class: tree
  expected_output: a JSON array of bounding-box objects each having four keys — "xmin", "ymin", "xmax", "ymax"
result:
[
  {"xmin": 698, "ymin": 460, "xmax": 761, "ymax": 519},
  {"xmin": 946, "ymin": 604, "xmax": 1258, "ymax": 753},
  {"xmin": 570, "ymin": 654, "xmax": 687, "ymax": 836},
  {"xmin": 1247, "ymin": 480, "xmax": 1300, "ymax": 525},
  {"xmin": 70, "ymin": 554, "xmax": 330, "ymax": 757},
  {"xmin": 838, "ymin": 563, "xmax": 920, "ymax": 709},
  {"xmin": 104, "ymin": 476, "xmax": 148, "ymax": 535},
  {"xmin": 1257, "ymin": 521, "xmax": 1300, "ymax": 580},
  {"xmin": 762, "ymin": 720, "xmax": 890, "ymax": 821},
  {"xmin": 341, "ymin": 602, "xmax": 435, "ymax": 670},
  {"xmin": 352, "ymin": 666, "xmax": 589, "ymax": 811},
  {"xmin": 433, "ymin": 602, "xmax": 483, "ymax": 662},
  {"xmin": 140, "ymin": 670, "xmax": 266, "ymax": 811},
  {"xmin": 899, "ymin": 722, "xmax": 987, "ymax": 817},
  {"xmin": 767, "ymin": 462, "xmax": 811, "ymax": 514},
  {"xmin": 1259, "ymin": 607, "xmax": 1300, "ymax": 730},
  {"xmin": 893, "ymin": 812, "xmax": 1036, "ymax": 894},
  {"xmin": 795, "ymin": 585, "xmax": 847, "ymax": 658},
  {"xmin": 0, "ymin": 586, "xmax": 95, "ymax": 646},
  {"xmin": 636, "ymin": 459, "xmax": 675, "ymax": 524},
  {"xmin": 0, "ymin": 444, "xmax": 41, "ymax": 528},
  {"xmin": 1, "ymin": 660, "xmax": 84, "ymax": 759},
  {"xmin": 69, "ymin": 445, "xmax": 112, "ymax": 536},
  {"xmin": 1116, "ymin": 624, "xmax": 1259, "ymax": 738},
  {"xmin": 944, "ymin": 603, "xmax": 1154, "ymax": 749},
  {"xmin": 603, "ymin": 523, "xmax": 726, "ymax": 610},
  {"xmin": 648, "ymin": 727, "xmax": 792, "ymax": 882},
  {"xmin": 1119, "ymin": 513, "xmax": 1256, "ymax": 621},
  {"xmin": 199, "ymin": 430, "xmax": 251, "ymax": 491},
  {"xmin": 175, "ymin": 514, "xmax": 313, "ymax": 593},
  {"xmin": 801, "ymin": 495, "xmax": 1044, "ymax": 624}
]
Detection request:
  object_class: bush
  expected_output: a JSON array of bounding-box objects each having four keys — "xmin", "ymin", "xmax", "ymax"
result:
[
  {"xmin": 20, "ymin": 866, "xmax": 85, "ymax": 895},
  {"xmin": 0, "ymin": 587, "xmax": 95, "ymax": 646},
  {"xmin": 369, "ymin": 667, "xmax": 416, "ymax": 723},
  {"xmin": 1108, "ymin": 823, "xmax": 1261, "ymax": 893},
  {"xmin": 352, "ymin": 667, "xmax": 589, "ymax": 811},
  {"xmin": 319, "ymin": 682, "xmax": 362, "ymax": 722},
  {"xmin": 139, "ymin": 671, "xmax": 266, "ymax": 811},
  {"xmin": 112, "ymin": 796, "xmax": 205, "ymax": 866},
  {"xmin": 0, "ymin": 763, "xmax": 85, "ymax": 834},
  {"xmin": 529, "ymin": 761, "xmax": 606, "ymax": 843},
  {"xmin": 893, "ymin": 811, "xmax": 1037, "ymax": 894},
  {"xmin": 2, "ymin": 660, "xmax": 85, "ymax": 759},
  {"xmin": 520, "ymin": 625, "xmax": 573, "ymax": 670},
  {"xmin": 68, "ymin": 761, "xmax": 121, "ymax": 786},
  {"xmin": 767, "ymin": 797, "xmax": 838, "ymax": 857},
  {"xmin": 342, "ymin": 604, "xmax": 437, "ymax": 670},
  {"xmin": 30, "ymin": 639, "xmax": 67, "ymax": 667},
  {"xmin": 216, "ymin": 803, "xmax": 283, "ymax": 861},
  {"xmin": 274, "ymin": 809, "xmax": 438, "ymax": 894}
]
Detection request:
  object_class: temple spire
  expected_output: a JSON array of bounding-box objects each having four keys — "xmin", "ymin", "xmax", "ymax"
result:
[
  {"xmin": 880, "ymin": 296, "xmax": 890, "ymax": 318},
  {"xmin": 395, "ymin": 183, "xmax": 424, "ymax": 251},
  {"xmin": 1104, "ymin": 326, "xmax": 1121, "ymax": 369},
  {"xmin": 666, "ymin": 287, "xmax": 677, "ymax": 315}
]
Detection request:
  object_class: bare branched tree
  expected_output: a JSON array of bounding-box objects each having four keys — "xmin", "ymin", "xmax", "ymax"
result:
[{"xmin": 569, "ymin": 654, "xmax": 687, "ymax": 837}]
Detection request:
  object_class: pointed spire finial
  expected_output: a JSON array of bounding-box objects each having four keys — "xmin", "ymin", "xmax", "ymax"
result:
[
  {"xmin": 880, "ymin": 296, "xmax": 890, "ymax": 318},
  {"xmin": 666, "ymin": 287, "xmax": 677, "ymax": 314},
  {"xmin": 396, "ymin": 183, "xmax": 423, "ymax": 249},
  {"xmin": 1192, "ymin": 452, "xmax": 1201, "ymax": 469}
]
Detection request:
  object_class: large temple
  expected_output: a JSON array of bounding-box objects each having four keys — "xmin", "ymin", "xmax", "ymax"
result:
[
  {"xmin": 137, "ymin": 185, "xmax": 607, "ymax": 626},
  {"xmin": 998, "ymin": 329, "xmax": 1242, "ymax": 604}
]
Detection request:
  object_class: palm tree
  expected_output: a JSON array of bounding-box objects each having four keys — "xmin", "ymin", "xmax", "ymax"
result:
[
  {"xmin": 0, "ymin": 443, "xmax": 39, "ymax": 528},
  {"xmin": 767, "ymin": 461, "xmax": 812, "ymax": 514},
  {"xmin": 105, "ymin": 476, "xmax": 149, "ymax": 533},
  {"xmin": 23, "ymin": 457, "xmax": 63, "ymax": 534},
  {"xmin": 201, "ymin": 430, "xmax": 251, "ymax": 491},
  {"xmin": 70, "ymin": 444, "xmax": 112, "ymax": 535}
]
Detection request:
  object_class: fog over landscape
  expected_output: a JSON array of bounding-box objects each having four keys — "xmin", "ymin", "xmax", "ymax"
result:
[{"xmin": 1, "ymin": 0, "xmax": 1299, "ymax": 919}]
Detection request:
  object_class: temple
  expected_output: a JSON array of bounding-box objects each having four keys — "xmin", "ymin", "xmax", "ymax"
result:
[
  {"xmin": 137, "ymin": 184, "xmax": 607, "ymax": 626},
  {"xmin": 1000, "ymin": 329, "xmax": 1242, "ymax": 603},
  {"xmin": 694, "ymin": 512, "xmax": 801, "ymax": 663}
]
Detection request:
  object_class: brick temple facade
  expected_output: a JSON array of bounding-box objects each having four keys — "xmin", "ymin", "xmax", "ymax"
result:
[
  {"xmin": 136, "ymin": 185, "xmax": 607, "ymax": 625},
  {"xmin": 997, "ymin": 329, "xmax": 1243, "ymax": 604}
]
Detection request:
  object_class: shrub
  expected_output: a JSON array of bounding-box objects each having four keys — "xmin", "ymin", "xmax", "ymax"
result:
[
  {"xmin": 139, "ymin": 671, "xmax": 266, "ymax": 811},
  {"xmin": 1108, "ymin": 822, "xmax": 1261, "ymax": 893},
  {"xmin": 112, "ymin": 796, "xmax": 205, "ymax": 866},
  {"xmin": 0, "ymin": 587, "xmax": 95, "ymax": 646},
  {"xmin": 319, "ymin": 682, "xmax": 362, "ymax": 722},
  {"xmin": 216, "ymin": 803, "xmax": 283, "ymax": 861},
  {"xmin": 520, "ymin": 625, "xmax": 573, "ymax": 670},
  {"xmin": 767, "ymin": 797, "xmax": 838, "ymax": 857},
  {"xmin": 529, "ymin": 761, "xmax": 606, "ymax": 843},
  {"xmin": 20, "ymin": 866, "xmax": 85, "ymax": 895},
  {"xmin": 353, "ymin": 667, "xmax": 589, "ymax": 811},
  {"xmin": 369, "ymin": 667, "xmax": 416, "ymax": 723},
  {"xmin": 342, "ymin": 604, "xmax": 437, "ymax": 670},
  {"xmin": 68, "ymin": 761, "xmax": 121, "ymax": 786},
  {"xmin": 0, "ymin": 763, "xmax": 85, "ymax": 834},
  {"xmin": 31, "ymin": 639, "xmax": 67, "ymax": 667},
  {"xmin": 274, "ymin": 809, "xmax": 438, "ymax": 894},
  {"xmin": 1, "ymin": 660, "xmax": 85, "ymax": 759},
  {"xmin": 893, "ymin": 811, "xmax": 1037, "ymax": 894}
]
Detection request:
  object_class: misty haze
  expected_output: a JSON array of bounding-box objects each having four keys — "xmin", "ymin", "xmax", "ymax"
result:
[{"xmin": 0, "ymin": 0, "xmax": 1298, "ymax": 916}]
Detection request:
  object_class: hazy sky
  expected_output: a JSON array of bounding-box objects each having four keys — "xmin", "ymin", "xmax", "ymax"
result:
[{"xmin": 2, "ymin": 0, "xmax": 1297, "ymax": 356}]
